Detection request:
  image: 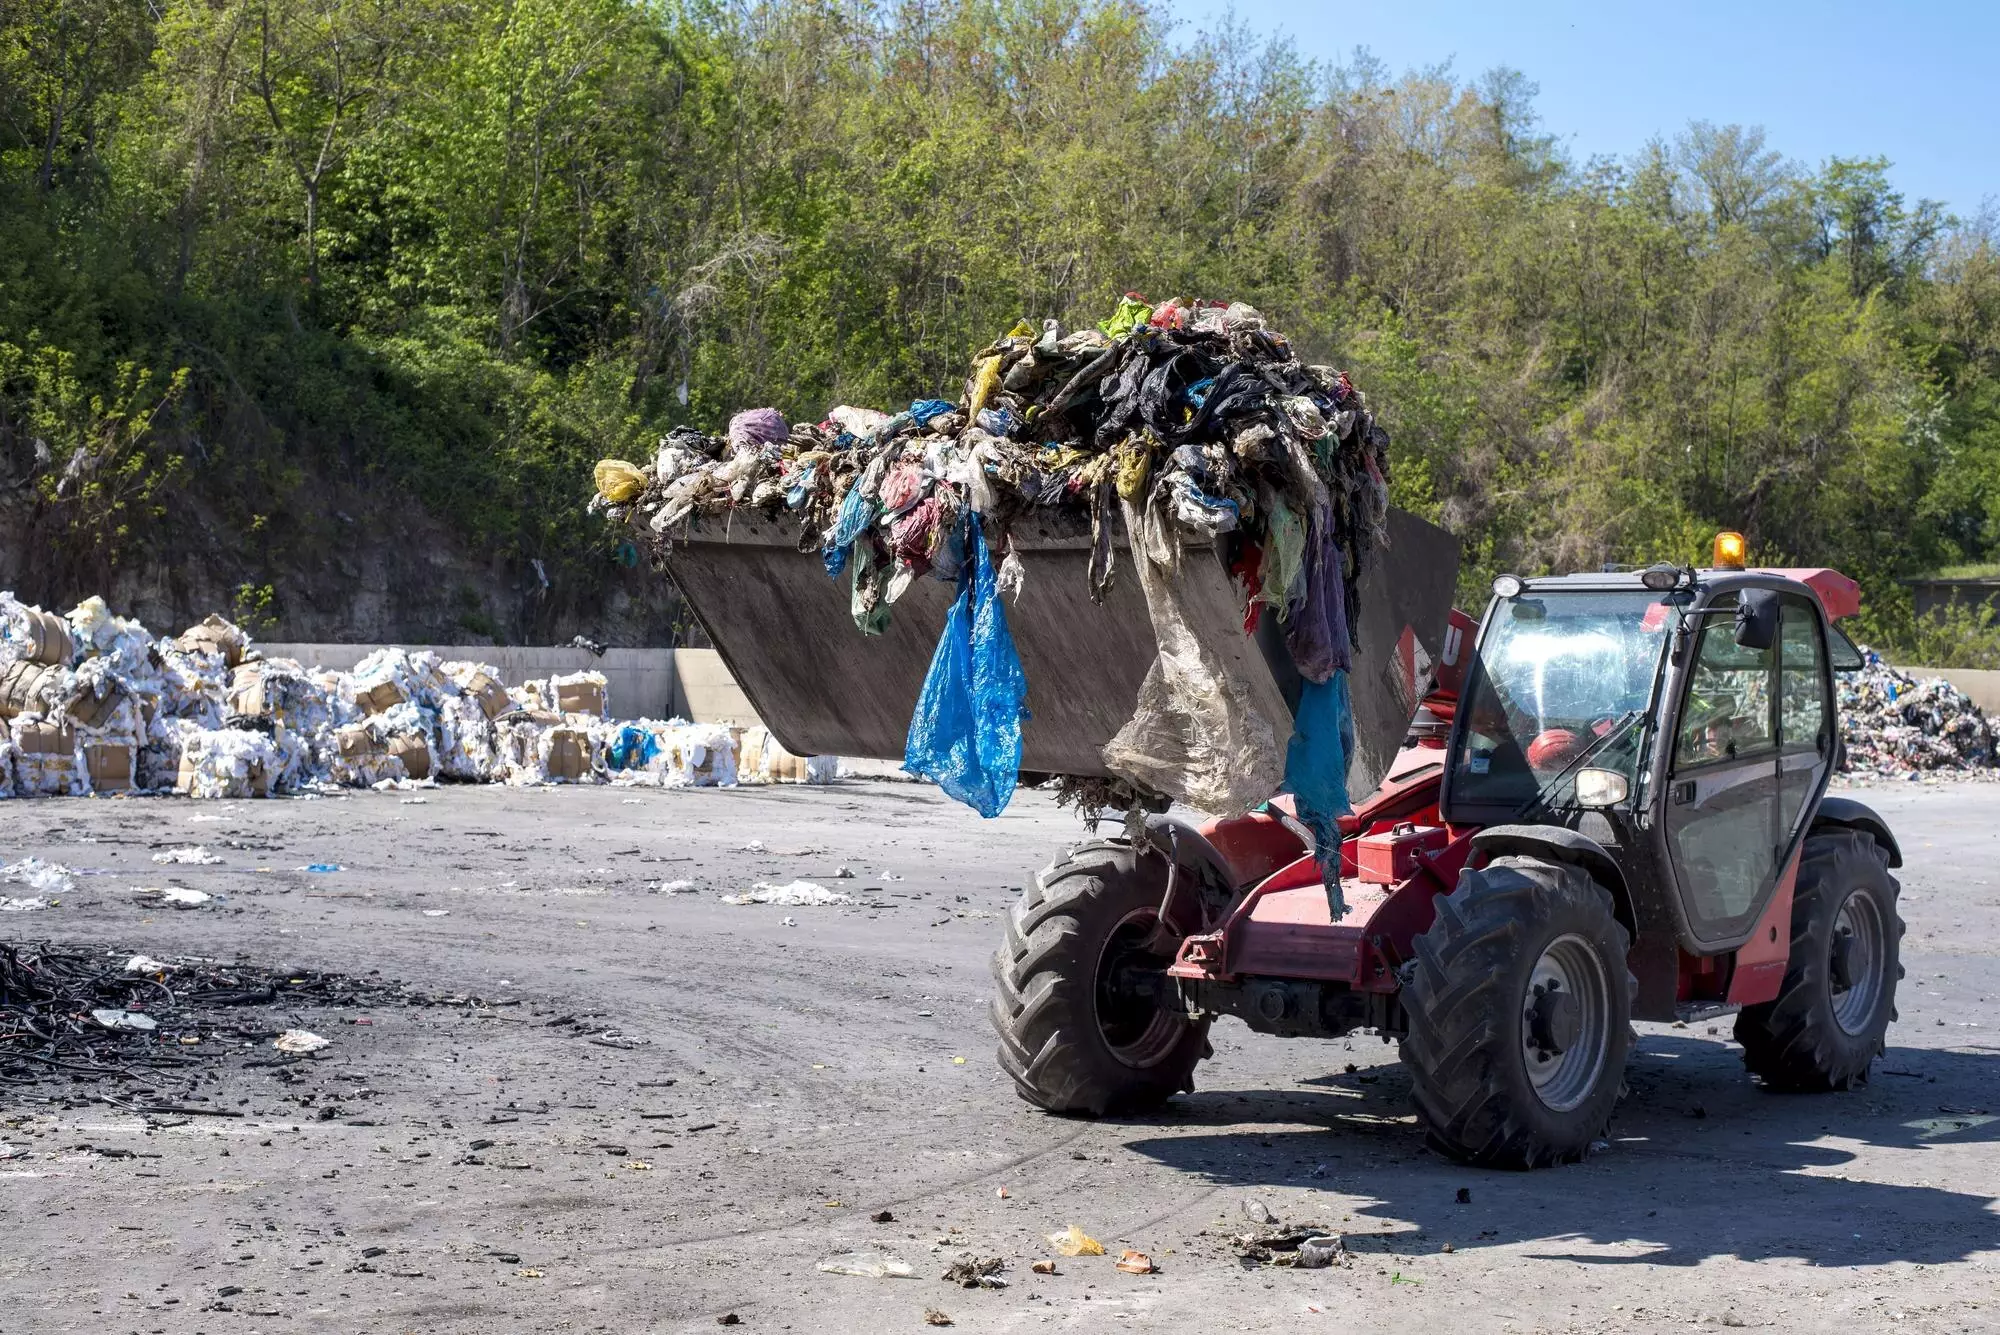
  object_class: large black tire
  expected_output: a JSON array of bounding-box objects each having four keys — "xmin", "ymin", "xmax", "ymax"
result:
[
  {"xmin": 1736, "ymin": 829, "xmax": 1903, "ymax": 1091},
  {"xmin": 990, "ymin": 840, "xmax": 1210, "ymax": 1115},
  {"xmin": 1401, "ymin": 856, "xmax": 1635, "ymax": 1169}
]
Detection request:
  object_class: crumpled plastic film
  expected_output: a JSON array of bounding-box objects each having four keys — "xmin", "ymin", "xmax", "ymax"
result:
[{"xmin": 1101, "ymin": 494, "xmax": 1287, "ymax": 815}]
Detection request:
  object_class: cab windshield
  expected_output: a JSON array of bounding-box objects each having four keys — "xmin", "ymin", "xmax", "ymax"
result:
[{"xmin": 1451, "ymin": 590, "xmax": 1673, "ymax": 810}]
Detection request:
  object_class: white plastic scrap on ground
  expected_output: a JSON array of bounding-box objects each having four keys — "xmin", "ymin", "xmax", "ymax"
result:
[
  {"xmin": 1, "ymin": 858, "xmax": 76, "ymax": 897},
  {"xmin": 131, "ymin": 886, "xmax": 212, "ymax": 909},
  {"xmin": 654, "ymin": 879, "xmax": 698, "ymax": 895},
  {"xmin": 151, "ymin": 846, "xmax": 223, "ymax": 865},
  {"xmin": 720, "ymin": 880, "xmax": 851, "ymax": 907},
  {"xmin": 90, "ymin": 1008, "xmax": 157, "ymax": 1032},
  {"xmin": 124, "ymin": 954, "xmax": 167, "ymax": 973},
  {"xmin": 274, "ymin": 1030, "xmax": 331, "ymax": 1054}
]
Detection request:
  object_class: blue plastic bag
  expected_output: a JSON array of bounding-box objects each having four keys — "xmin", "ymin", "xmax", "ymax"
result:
[
  {"xmin": 1280, "ymin": 671, "xmax": 1354, "ymax": 914},
  {"xmin": 903, "ymin": 515, "xmax": 1029, "ymax": 817},
  {"xmin": 822, "ymin": 484, "xmax": 877, "ymax": 578},
  {"xmin": 605, "ymin": 724, "xmax": 660, "ymax": 771}
]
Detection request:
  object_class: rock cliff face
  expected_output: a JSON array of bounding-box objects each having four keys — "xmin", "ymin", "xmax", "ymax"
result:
[{"xmin": 0, "ymin": 486, "xmax": 682, "ymax": 648}]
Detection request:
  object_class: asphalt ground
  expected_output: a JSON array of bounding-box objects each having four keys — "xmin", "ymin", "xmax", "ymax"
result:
[{"xmin": 0, "ymin": 777, "xmax": 1994, "ymax": 1334}]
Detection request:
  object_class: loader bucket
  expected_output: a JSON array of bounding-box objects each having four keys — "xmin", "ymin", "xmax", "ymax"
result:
[{"xmin": 663, "ymin": 506, "xmax": 1459, "ymax": 800}]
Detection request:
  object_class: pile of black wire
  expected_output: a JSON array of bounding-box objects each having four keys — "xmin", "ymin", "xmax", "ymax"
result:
[{"xmin": 0, "ymin": 941, "xmax": 440, "ymax": 1105}]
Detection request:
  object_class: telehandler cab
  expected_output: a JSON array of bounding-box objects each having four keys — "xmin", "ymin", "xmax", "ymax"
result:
[{"xmin": 990, "ymin": 540, "xmax": 1904, "ymax": 1167}]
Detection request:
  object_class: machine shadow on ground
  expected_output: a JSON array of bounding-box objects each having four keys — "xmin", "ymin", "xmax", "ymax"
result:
[{"xmin": 1116, "ymin": 1035, "xmax": 2000, "ymax": 1269}]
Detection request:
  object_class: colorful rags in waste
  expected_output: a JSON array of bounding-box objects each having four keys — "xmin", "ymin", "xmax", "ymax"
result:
[
  {"xmin": 1838, "ymin": 648, "xmax": 1997, "ymax": 777},
  {"xmin": 0, "ymin": 594, "xmax": 826, "ymax": 798},
  {"xmin": 592, "ymin": 294, "xmax": 1394, "ymax": 888}
]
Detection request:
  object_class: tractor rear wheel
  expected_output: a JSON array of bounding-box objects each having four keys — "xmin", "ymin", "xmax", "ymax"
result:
[
  {"xmin": 1401, "ymin": 856, "xmax": 1634, "ymax": 1168},
  {"xmin": 1735, "ymin": 829, "xmax": 1903, "ymax": 1091},
  {"xmin": 990, "ymin": 840, "xmax": 1210, "ymax": 1115}
]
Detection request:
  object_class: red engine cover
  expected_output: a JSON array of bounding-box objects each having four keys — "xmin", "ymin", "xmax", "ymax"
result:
[{"xmin": 1355, "ymin": 823, "xmax": 1450, "ymax": 885}]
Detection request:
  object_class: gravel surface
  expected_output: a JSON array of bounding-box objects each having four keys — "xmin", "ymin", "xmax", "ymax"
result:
[{"xmin": 0, "ymin": 779, "xmax": 1995, "ymax": 1333}]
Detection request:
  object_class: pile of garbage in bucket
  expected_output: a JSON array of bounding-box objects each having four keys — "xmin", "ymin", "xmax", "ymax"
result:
[
  {"xmin": 1840, "ymin": 648, "xmax": 1997, "ymax": 777},
  {"xmin": 0, "ymin": 594, "xmax": 816, "ymax": 799},
  {"xmin": 594, "ymin": 294, "xmax": 1390, "ymax": 873}
]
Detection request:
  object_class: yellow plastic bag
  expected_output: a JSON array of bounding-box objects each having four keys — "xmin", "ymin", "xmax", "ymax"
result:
[
  {"xmin": 1048, "ymin": 1224, "xmax": 1105, "ymax": 1257},
  {"xmin": 966, "ymin": 354, "xmax": 1003, "ymax": 423},
  {"xmin": 594, "ymin": 459, "xmax": 648, "ymax": 504}
]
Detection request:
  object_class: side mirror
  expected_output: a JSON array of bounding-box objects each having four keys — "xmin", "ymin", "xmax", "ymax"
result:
[{"xmin": 1734, "ymin": 588, "xmax": 1781, "ymax": 652}]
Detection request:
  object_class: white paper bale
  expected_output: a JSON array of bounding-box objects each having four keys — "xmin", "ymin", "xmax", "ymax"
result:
[
  {"xmin": 433, "ymin": 695, "xmax": 497, "ymax": 780},
  {"xmin": 155, "ymin": 641, "xmax": 230, "ymax": 728},
  {"xmin": 549, "ymin": 669, "xmax": 610, "ymax": 719},
  {"xmin": 0, "ymin": 727, "xmax": 15, "ymax": 798},
  {"xmin": 177, "ymin": 727, "xmax": 278, "ymax": 799},
  {"xmin": 660, "ymin": 720, "xmax": 737, "ymax": 788},
  {"xmin": 496, "ymin": 717, "xmax": 550, "ymax": 785},
  {"xmin": 67, "ymin": 597, "xmax": 159, "ymax": 686},
  {"xmin": 8, "ymin": 718, "xmax": 89, "ymax": 797}
]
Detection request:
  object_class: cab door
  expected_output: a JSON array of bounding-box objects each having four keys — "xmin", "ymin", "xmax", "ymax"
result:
[{"xmin": 1662, "ymin": 594, "xmax": 1784, "ymax": 945}]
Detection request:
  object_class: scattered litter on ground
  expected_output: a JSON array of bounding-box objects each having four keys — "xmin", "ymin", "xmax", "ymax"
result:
[
  {"xmin": 655, "ymin": 879, "xmax": 697, "ymax": 895},
  {"xmin": 133, "ymin": 886, "xmax": 212, "ymax": 909},
  {"xmin": 0, "ymin": 897, "xmax": 52, "ymax": 912},
  {"xmin": 422, "ymin": 909, "xmax": 450, "ymax": 917},
  {"xmin": 1242, "ymin": 1198, "xmax": 1276, "ymax": 1224},
  {"xmin": 1030, "ymin": 1260, "xmax": 1056, "ymax": 1275},
  {"xmin": 721, "ymin": 881, "xmax": 851, "ymax": 907},
  {"xmin": 1295, "ymin": 1234, "xmax": 1347, "ymax": 1269},
  {"xmin": 1048, "ymin": 1225, "xmax": 1105, "ymax": 1257},
  {"xmin": 923, "ymin": 1310, "xmax": 953, "ymax": 1328},
  {"xmin": 816, "ymin": 1252, "xmax": 916, "ymax": 1279},
  {"xmin": 151, "ymin": 846, "xmax": 222, "ymax": 865},
  {"xmin": 274, "ymin": 1029, "xmax": 331, "ymax": 1054},
  {"xmin": 1115, "ymin": 1249, "xmax": 1157, "ymax": 1274},
  {"xmin": 941, "ymin": 1256, "xmax": 1006, "ymax": 1288},
  {"xmin": 300, "ymin": 863, "xmax": 343, "ymax": 873},
  {"xmin": 1, "ymin": 859, "xmax": 75, "ymax": 896},
  {"xmin": 0, "ymin": 943, "xmax": 443, "ymax": 1103}
]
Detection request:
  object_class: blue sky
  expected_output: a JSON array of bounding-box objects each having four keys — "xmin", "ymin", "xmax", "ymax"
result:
[{"xmin": 1165, "ymin": 1, "xmax": 1997, "ymax": 220}]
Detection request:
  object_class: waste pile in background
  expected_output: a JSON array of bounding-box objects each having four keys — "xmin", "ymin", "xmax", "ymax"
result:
[
  {"xmin": 1840, "ymin": 649, "xmax": 1997, "ymax": 777},
  {"xmin": 0, "ymin": 593, "xmax": 835, "ymax": 800},
  {"xmin": 594, "ymin": 294, "xmax": 1390, "ymax": 888}
]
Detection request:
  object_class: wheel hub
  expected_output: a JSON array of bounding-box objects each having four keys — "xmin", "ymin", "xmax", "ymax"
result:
[
  {"xmin": 1528, "ymin": 982, "xmax": 1582, "ymax": 1054},
  {"xmin": 1829, "ymin": 889, "xmax": 1885, "ymax": 1036},
  {"xmin": 1520, "ymin": 933, "xmax": 1612, "ymax": 1113},
  {"xmin": 1094, "ymin": 908, "xmax": 1187, "ymax": 1069}
]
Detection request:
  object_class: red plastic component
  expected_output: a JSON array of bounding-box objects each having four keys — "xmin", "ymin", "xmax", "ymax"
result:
[
  {"xmin": 1757, "ymin": 567, "xmax": 1861, "ymax": 620},
  {"xmin": 1354, "ymin": 823, "xmax": 1450, "ymax": 885}
]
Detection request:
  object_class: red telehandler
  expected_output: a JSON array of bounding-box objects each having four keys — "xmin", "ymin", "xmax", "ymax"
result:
[{"xmin": 669, "ymin": 513, "xmax": 1902, "ymax": 1168}]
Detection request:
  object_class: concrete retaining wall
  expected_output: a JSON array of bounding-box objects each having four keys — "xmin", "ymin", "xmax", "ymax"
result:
[
  {"xmin": 670, "ymin": 649, "xmax": 762, "ymax": 725},
  {"xmin": 262, "ymin": 644, "xmax": 678, "ymax": 721}
]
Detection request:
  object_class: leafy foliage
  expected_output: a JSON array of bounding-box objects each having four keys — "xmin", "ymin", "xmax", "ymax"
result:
[{"xmin": 1, "ymin": 0, "xmax": 1997, "ymax": 658}]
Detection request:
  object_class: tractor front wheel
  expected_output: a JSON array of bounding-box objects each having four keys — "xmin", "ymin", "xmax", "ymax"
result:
[
  {"xmin": 1401, "ymin": 855, "xmax": 1634, "ymax": 1168},
  {"xmin": 1735, "ymin": 829, "xmax": 1903, "ymax": 1091},
  {"xmin": 990, "ymin": 840, "xmax": 1210, "ymax": 1115}
]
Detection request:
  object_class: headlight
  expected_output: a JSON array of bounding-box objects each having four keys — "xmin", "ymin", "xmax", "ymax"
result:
[
  {"xmin": 1492, "ymin": 573, "xmax": 1524, "ymax": 599},
  {"xmin": 1574, "ymin": 768, "xmax": 1630, "ymax": 808},
  {"xmin": 1639, "ymin": 562, "xmax": 1682, "ymax": 592}
]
